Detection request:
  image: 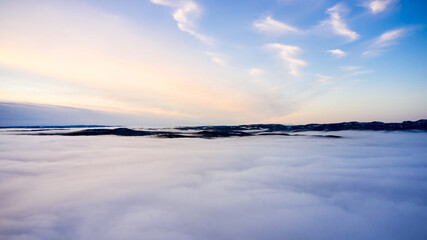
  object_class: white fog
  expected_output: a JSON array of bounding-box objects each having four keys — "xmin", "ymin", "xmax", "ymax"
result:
[{"xmin": 1, "ymin": 131, "xmax": 426, "ymax": 240}]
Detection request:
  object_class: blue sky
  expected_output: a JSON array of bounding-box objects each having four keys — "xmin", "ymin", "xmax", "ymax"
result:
[{"xmin": 0, "ymin": 0, "xmax": 426, "ymax": 126}]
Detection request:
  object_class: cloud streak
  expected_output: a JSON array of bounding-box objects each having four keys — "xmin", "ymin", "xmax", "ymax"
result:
[
  {"xmin": 363, "ymin": 28, "xmax": 407, "ymax": 56},
  {"xmin": 150, "ymin": 0, "xmax": 214, "ymax": 45},
  {"xmin": 375, "ymin": 28, "xmax": 406, "ymax": 46},
  {"xmin": 205, "ymin": 52, "xmax": 225, "ymax": 65},
  {"xmin": 316, "ymin": 74, "xmax": 334, "ymax": 84},
  {"xmin": 249, "ymin": 68, "xmax": 264, "ymax": 76},
  {"xmin": 340, "ymin": 66, "xmax": 361, "ymax": 71},
  {"xmin": 365, "ymin": 0, "xmax": 393, "ymax": 14},
  {"xmin": 327, "ymin": 49, "xmax": 346, "ymax": 57},
  {"xmin": 322, "ymin": 3, "xmax": 359, "ymax": 41},
  {"xmin": 266, "ymin": 43, "xmax": 306, "ymax": 76},
  {"xmin": 253, "ymin": 16, "xmax": 299, "ymax": 35}
]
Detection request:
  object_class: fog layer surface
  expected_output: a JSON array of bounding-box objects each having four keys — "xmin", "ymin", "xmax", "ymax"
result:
[{"xmin": 1, "ymin": 131, "xmax": 427, "ymax": 240}]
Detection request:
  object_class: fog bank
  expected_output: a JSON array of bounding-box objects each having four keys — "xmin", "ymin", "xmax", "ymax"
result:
[{"xmin": 0, "ymin": 131, "xmax": 426, "ymax": 240}]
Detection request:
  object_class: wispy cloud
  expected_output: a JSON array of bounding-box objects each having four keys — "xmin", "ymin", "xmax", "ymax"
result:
[
  {"xmin": 150, "ymin": 0, "xmax": 214, "ymax": 45},
  {"xmin": 340, "ymin": 65, "xmax": 361, "ymax": 71},
  {"xmin": 316, "ymin": 74, "xmax": 334, "ymax": 84},
  {"xmin": 253, "ymin": 16, "xmax": 299, "ymax": 35},
  {"xmin": 339, "ymin": 66, "xmax": 372, "ymax": 78},
  {"xmin": 327, "ymin": 49, "xmax": 346, "ymax": 57},
  {"xmin": 375, "ymin": 28, "xmax": 406, "ymax": 46},
  {"xmin": 266, "ymin": 43, "xmax": 306, "ymax": 76},
  {"xmin": 365, "ymin": 0, "xmax": 393, "ymax": 14},
  {"xmin": 344, "ymin": 70, "xmax": 372, "ymax": 77},
  {"xmin": 363, "ymin": 27, "xmax": 407, "ymax": 56},
  {"xmin": 249, "ymin": 68, "xmax": 264, "ymax": 76},
  {"xmin": 340, "ymin": 66, "xmax": 371, "ymax": 77},
  {"xmin": 205, "ymin": 52, "xmax": 225, "ymax": 65},
  {"xmin": 322, "ymin": 3, "xmax": 359, "ymax": 41}
]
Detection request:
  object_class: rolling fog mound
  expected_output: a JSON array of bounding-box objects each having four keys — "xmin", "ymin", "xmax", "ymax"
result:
[{"xmin": 1, "ymin": 131, "xmax": 426, "ymax": 240}]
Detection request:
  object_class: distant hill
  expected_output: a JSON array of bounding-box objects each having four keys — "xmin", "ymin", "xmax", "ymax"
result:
[
  {"xmin": 19, "ymin": 119, "xmax": 426, "ymax": 139},
  {"xmin": 176, "ymin": 119, "xmax": 427, "ymax": 132}
]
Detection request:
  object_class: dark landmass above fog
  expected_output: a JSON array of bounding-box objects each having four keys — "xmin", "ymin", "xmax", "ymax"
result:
[
  {"xmin": 175, "ymin": 119, "xmax": 427, "ymax": 132},
  {"xmin": 28, "ymin": 119, "xmax": 427, "ymax": 139}
]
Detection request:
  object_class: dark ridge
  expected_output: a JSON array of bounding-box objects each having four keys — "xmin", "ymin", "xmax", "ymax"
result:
[
  {"xmin": 257, "ymin": 132, "xmax": 291, "ymax": 136},
  {"xmin": 291, "ymin": 119, "xmax": 427, "ymax": 131},
  {"xmin": 156, "ymin": 134, "xmax": 195, "ymax": 138},
  {"xmin": 312, "ymin": 135, "xmax": 342, "ymax": 138},
  {"xmin": 195, "ymin": 130, "xmax": 253, "ymax": 138},
  {"xmin": 176, "ymin": 119, "xmax": 427, "ymax": 132},
  {"xmin": 21, "ymin": 119, "xmax": 427, "ymax": 139},
  {"xmin": 62, "ymin": 128, "xmax": 154, "ymax": 136},
  {"xmin": 175, "ymin": 124, "xmax": 290, "ymax": 132},
  {"xmin": 58, "ymin": 128, "xmax": 254, "ymax": 138}
]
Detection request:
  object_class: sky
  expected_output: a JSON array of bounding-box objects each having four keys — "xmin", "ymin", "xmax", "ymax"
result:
[{"xmin": 0, "ymin": 0, "xmax": 426, "ymax": 126}]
